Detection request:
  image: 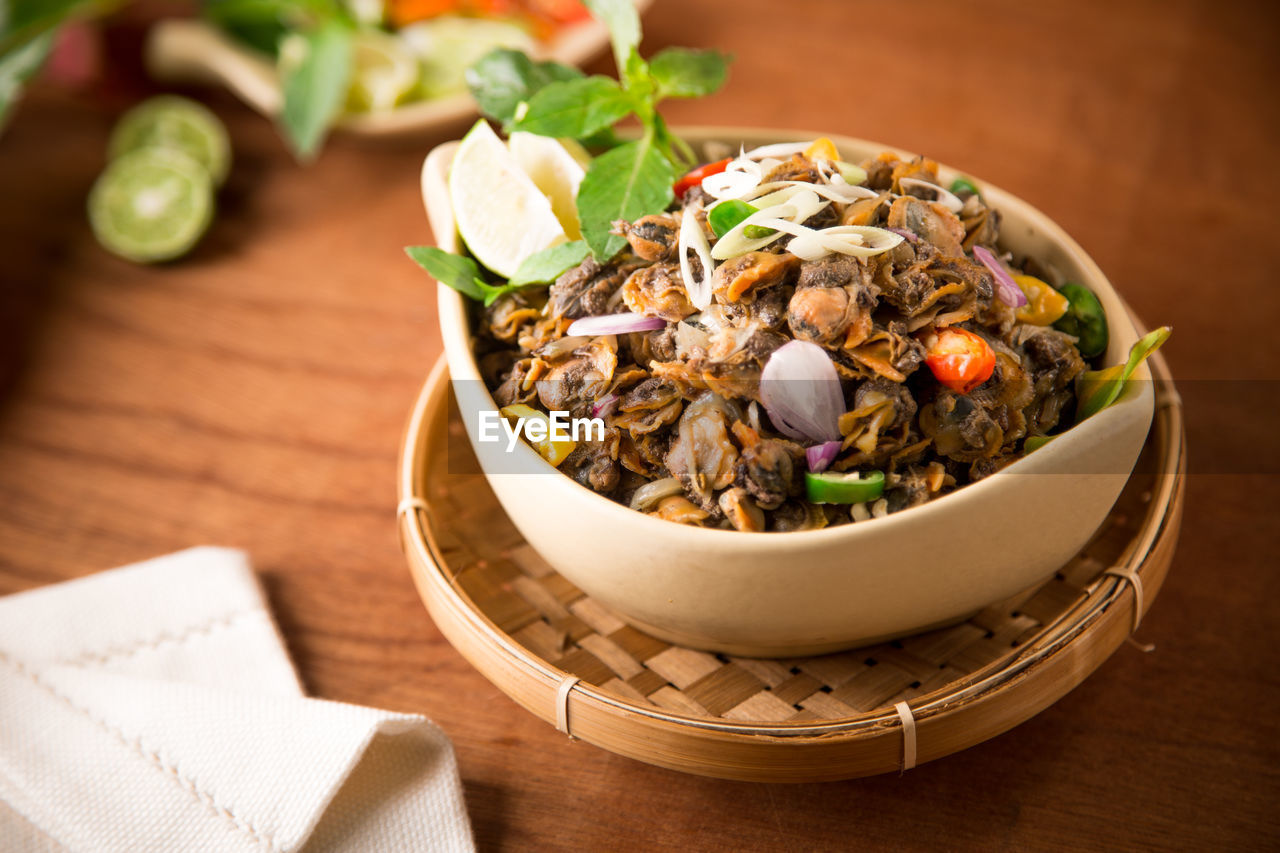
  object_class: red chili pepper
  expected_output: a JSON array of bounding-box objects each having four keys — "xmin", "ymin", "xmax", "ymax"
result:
[
  {"xmin": 672, "ymin": 157, "xmax": 732, "ymax": 197},
  {"xmin": 924, "ymin": 327, "xmax": 996, "ymax": 394}
]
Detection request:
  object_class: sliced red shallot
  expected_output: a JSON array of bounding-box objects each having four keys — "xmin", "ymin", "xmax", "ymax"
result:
[
  {"xmin": 566, "ymin": 314, "xmax": 666, "ymax": 336},
  {"xmin": 973, "ymin": 245, "xmax": 1029, "ymax": 307},
  {"xmin": 759, "ymin": 340, "xmax": 844, "ymax": 443},
  {"xmin": 591, "ymin": 393, "xmax": 619, "ymax": 418},
  {"xmin": 806, "ymin": 440, "xmax": 842, "ymax": 472}
]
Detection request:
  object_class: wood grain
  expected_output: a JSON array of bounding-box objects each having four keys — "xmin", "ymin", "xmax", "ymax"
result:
[{"xmin": 2, "ymin": 0, "xmax": 1278, "ymax": 849}]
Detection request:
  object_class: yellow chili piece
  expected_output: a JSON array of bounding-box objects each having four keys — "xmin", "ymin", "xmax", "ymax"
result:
[
  {"xmin": 499, "ymin": 404, "xmax": 577, "ymax": 467},
  {"xmin": 1013, "ymin": 274, "xmax": 1069, "ymax": 325},
  {"xmin": 804, "ymin": 137, "xmax": 839, "ymax": 162}
]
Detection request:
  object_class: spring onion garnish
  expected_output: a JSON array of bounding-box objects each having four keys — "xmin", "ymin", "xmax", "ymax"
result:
[
  {"xmin": 898, "ymin": 177, "xmax": 964, "ymax": 213},
  {"xmin": 973, "ymin": 245, "xmax": 1029, "ymax": 308},
  {"xmin": 759, "ymin": 340, "xmax": 843, "ymax": 443},
  {"xmin": 565, "ymin": 313, "xmax": 666, "ymax": 336},
  {"xmin": 701, "ymin": 167, "xmax": 762, "ymax": 200},
  {"xmin": 679, "ymin": 204, "xmax": 715, "ymax": 310},
  {"xmin": 806, "ymin": 440, "xmax": 842, "ymax": 473},
  {"xmin": 784, "ymin": 225, "xmax": 903, "ymax": 262},
  {"xmin": 746, "ymin": 179, "xmax": 876, "ymax": 206},
  {"xmin": 834, "ymin": 161, "xmax": 868, "ymax": 185}
]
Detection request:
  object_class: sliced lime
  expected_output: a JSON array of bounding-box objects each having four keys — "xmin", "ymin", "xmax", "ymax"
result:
[
  {"xmin": 108, "ymin": 95, "xmax": 231, "ymax": 186},
  {"xmin": 344, "ymin": 30, "xmax": 421, "ymax": 114},
  {"xmin": 508, "ymin": 131, "xmax": 586, "ymax": 239},
  {"xmin": 88, "ymin": 148, "xmax": 214, "ymax": 263},
  {"xmin": 399, "ymin": 16, "xmax": 535, "ymax": 99},
  {"xmin": 448, "ymin": 119, "xmax": 568, "ymax": 278}
]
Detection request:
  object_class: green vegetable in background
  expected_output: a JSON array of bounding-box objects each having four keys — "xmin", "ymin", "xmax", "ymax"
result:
[
  {"xmin": 199, "ymin": 0, "xmax": 357, "ymax": 160},
  {"xmin": 278, "ymin": 18, "xmax": 352, "ymax": 160},
  {"xmin": 467, "ymin": 0, "xmax": 732, "ymax": 260},
  {"xmin": 0, "ymin": 0, "xmax": 119, "ymax": 126}
]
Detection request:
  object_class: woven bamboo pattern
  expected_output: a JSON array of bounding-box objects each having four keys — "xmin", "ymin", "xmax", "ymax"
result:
[
  {"xmin": 399, "ymin": 349, "xmax": 1183, "ymax": 779},
  {"xmin": 426, "ymin": 415, "xmax": 1150, "ymax": 725}
]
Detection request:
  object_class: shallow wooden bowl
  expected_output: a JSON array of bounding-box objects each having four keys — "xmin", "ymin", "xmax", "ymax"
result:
[{"xmin": 396, "ymin": 351, "xmax": 1183, "ymax": 781}]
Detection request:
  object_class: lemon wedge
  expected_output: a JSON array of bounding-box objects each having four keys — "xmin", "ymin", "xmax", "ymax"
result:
[{"xmin": 448, "ymin": 119, "xmax": 568, "ymax": 278}]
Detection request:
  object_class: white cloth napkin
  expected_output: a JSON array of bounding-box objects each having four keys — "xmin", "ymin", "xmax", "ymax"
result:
[{"xmin": 0, "ymin": 547, "xmax": 474, "ymax": 853}]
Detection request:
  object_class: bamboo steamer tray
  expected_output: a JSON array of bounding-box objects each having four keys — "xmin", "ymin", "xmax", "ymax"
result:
[{"xmin": 397, "ymin": 350, "xmax": 1184, "ymax": 782}]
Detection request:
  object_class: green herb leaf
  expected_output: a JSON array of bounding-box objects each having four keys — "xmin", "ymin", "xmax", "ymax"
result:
[
  {"xmin": 582, "ymin": 0, "xmax": 639, "ymax": 73},
  {"xmin": 0, "ymin": 29, "xmax": 53, "ymax": 127},
  {"xmin": 1075, "ymin": 326, "xmax": 1171, "ymax": 421},
  {"xmin": 576, "ymin": 134, "xmax": 676, "ymax": 259},
  {"xmin": 278, "ymin": 19, "xmax": 351, "ymax": 160},
  {"xmin": 466, "ymin": 48, "xmax": 584, "ymax": 128},
  {"xmin": 513, "ymin": 76, "xmax": 635, "ymax": 139},
  {"xmin": 509, "ymin": 241, "xmax": 590, "ymax": 286},
  {"xmin": 203, "ymin": 0, "xmax": 297, "ymax": 56},
  {"xmin": 405, "ymin": 246, "xmax": 486, "ymax": 301},
  {"xmin": 648, "ymin": 47, "xmax": 730, "ymax": 98}
]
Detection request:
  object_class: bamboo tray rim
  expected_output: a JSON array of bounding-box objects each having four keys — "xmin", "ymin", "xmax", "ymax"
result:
[{"xmin": 398, "ymin": 347, "xmax": 1184, "ymax": 742}]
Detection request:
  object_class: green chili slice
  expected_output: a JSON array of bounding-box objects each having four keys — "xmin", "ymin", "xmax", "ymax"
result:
[
  {"xmin": 949, "ymin": 176, "xmax": 979, "ymax": 197},
  {"xmin": 805, "ymin": 470, "xmax": 885, "ymax": 504},
  {"xmin": 707, "ymin": 199, "xmax": 774, "ymax": 239},
  {"xmin": 1053, "ymin": 282, "xmax": 1109, "ymax": 358}
]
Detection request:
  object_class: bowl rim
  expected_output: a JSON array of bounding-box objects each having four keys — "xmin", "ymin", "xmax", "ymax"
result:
[{"xmin": 426, "ymin": 126, "xmax": 1155, "ymax": 547}]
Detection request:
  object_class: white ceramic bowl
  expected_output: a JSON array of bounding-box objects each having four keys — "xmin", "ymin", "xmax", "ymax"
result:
[{"xmin": 425, "ymin": 128, "xmax": 1154, "ymax": 657}]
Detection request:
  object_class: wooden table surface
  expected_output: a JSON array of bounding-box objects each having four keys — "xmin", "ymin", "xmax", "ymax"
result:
[{"xmin": 2, "ymin": 0, "xmax": 1278, "ymax": 849}]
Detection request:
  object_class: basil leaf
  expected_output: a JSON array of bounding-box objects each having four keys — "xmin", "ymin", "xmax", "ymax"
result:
[
  {"xmin": 513, "ymin": 76, "xmax": 634, "ymax": 139},
  {"xmin": 509, "ymin": 241, "xmax": 590, "ymax": 286},
  {"xmin": 583, "ymin": 0, "xmax": 639, "ymax": 73},
  {"xmin": 1075, "ymin": 326, "xmax": 1171, "ymax": 421},
  {"xmin": 576, "ymin": 135, "xmax": 675, "ymax": 259},
  {"xmin": 649, "ymin": 47, "xmax": 730, "ymax": 98},
  {"xmin": 466, "ymin": 48, "xmax": 583, "ymax": 128},
  {"xmin": 405, "ymin": 246, "xmax": 486, "ymax": 301},
  {"xmin": 278, "ymin": 19, "xmax": 351, "ymax": 160}
]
